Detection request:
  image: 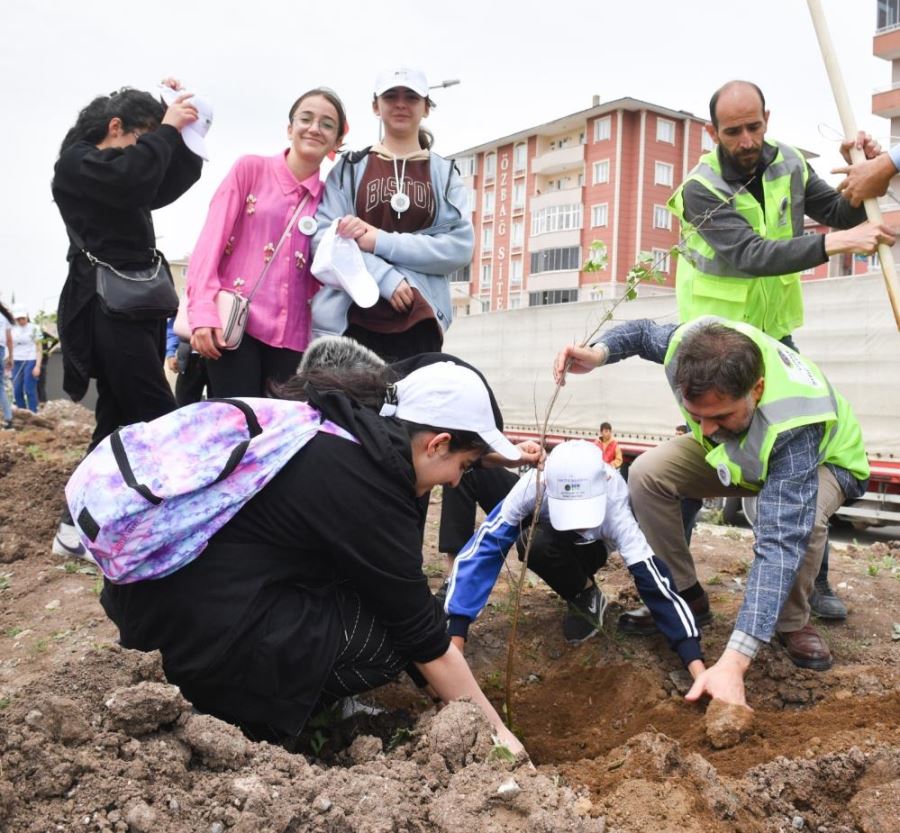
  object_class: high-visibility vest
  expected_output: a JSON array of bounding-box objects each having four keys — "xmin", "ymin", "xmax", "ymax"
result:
[
  {"xmin": 663, "ymin": 318, "xmax": 869, "ymax": 491},
  {"xmin": 668, "ymin": 141, "xmax": 809, "ymax": 341}
]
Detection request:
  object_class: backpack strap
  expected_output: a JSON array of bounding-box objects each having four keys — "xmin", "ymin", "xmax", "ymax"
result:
[{"xmin": 110, "ymin": 399, "xmax": 265, "ymax": 505}]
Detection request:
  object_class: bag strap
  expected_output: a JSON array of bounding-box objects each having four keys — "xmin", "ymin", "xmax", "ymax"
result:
[
  {"xmin": 244, "ymin": 192, "xmax": 313, "ymax": 303},
  {"xmin": 110, "ymin": 399, "xmax": 264, "ymax": 504},
  {"xmin": 63, "ymin": 221, "xmax": 159, "ymax": 271}
]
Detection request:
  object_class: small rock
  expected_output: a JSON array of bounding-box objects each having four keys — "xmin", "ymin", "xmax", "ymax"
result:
[
  {"xmin": 125, "ymin": 801, "xmax": 156, "ymax": 833},
  {"xmin": 705, "ymin": 700, "xmax": 754, "ymax": 749},
  {"xmin": 313, "ymin": 796, "xmax": 332, "ymax": 814},
  {"xmin": 45, "ymin": 599, "xmax": 61, "ymax": 610},
  {"xmin": 497, "ymin": 778, "xmax": 521, "ymax": 799},
  {"xmin": 210, "ymin": 823, "xmax": 225, "ymax": 833},
  {"xmin": 792, "ymin": 816, "xmax": 805, "ymax": 829}
]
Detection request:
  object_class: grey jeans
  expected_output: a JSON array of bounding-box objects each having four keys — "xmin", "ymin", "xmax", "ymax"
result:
[{"xmin": 628, "ymin": 434, "xmax": 844, "ymax": 633}]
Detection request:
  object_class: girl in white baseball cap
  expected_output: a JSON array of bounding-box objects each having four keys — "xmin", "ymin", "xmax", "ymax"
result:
[{"xmin": 100, "ymin": 351, "xmax": 527, "ymax": 757}]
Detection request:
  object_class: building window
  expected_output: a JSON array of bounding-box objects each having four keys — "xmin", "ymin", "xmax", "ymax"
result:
[
  {"xmin": 652, "ymin": 205, "xmax": 672, "ymax": 230},
  {"xmin": 449, "ymin": 264, "xmax": 471, "ymax": 283},
  {"xmin": 484, "ymin": 152, "xmax": 496, "ymax": 180},
  {"xmin": 483, "ymin": 189, "xmax": 495, "ymax": 217},
  {"xmin": 592, "ymin": 160, "xmax": 610, "ymax": 185},
  {"xmin": 528, "ymin": 289, "xmax": 579, "ymax": 306},
  {"xmin": 509, "ymin": 295, "xmax": 522, "ymax": 310},
  {"xmin": 456, "ymin": 155, "xmax": 476, "ymax": 177},
  {"xmin": 594, "ymin": 116, "xmax": 611, "ymax": 142},
  {"xmin": 651, "ymin": 248, "xmax": 670, "ymax": 273},
  {"xmin": 657, "ymin": 118, "xmax": 675, "ymax": 144},
  {"xmin": 877, "ymin": 0, "xmax": 900, "ymax": 30},
  {"xmin": 466, "ymin": 187, "xmax": 477, "ymax": 214},
  {"xmin": 530, "ymin": 204, "xmax": 583, "ymax": 236},
  {"xmin": 591, "ymin": 203, "xmax": 609, "ymax": 227},
  {"xmin": 481, "ymin": 263, "xmax": 492, "ymax": 286},
  {"xmin": 482, "ymin": 225, "xmax": 493, "ymax": 252},
  {"xmin": 512, "ymin": 181, "xmax": 526, "ymax": 209},
  {"xmin": 530, "ymin": 246, "xmax": 581, "ymax": 274},
  {"xmin": 701, "ymin": 130, "xmax": 715, "ymax": 151},
  {"xmin": 513, "ymin": 142, "xmax": 527, "ymax": 172},
  {"xmin": 510, "ymin": 258, "xmax": 523, "ymax": 285},
  {"xmin": 511, "ymin": 219, "xmax": 524, "ymax": 248},
  {"xmin": 654, "ymin": 161, "xmax": 674, "ymax": 187}
]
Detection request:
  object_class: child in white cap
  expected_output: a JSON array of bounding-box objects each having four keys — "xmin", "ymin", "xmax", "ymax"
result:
[
  {"xmin": 446, "ymin": 440, "xmax": 706, "ymax": 679},
  {"xmin": 100, "ymin": 354, "xmax": 526, "ymax": 756}
]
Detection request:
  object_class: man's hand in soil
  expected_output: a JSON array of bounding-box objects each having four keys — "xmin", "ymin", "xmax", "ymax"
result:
[{"xmin": 684, "ymin": 648, "xmax": 751, "ymax": 708}]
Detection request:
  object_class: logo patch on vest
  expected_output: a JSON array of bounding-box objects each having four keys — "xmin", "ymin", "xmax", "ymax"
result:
[
  {"xmin": 776, "ymin": 347, "xmax": 823, "ymax": 389},
  {"xmin": 716, "ymin": 464, "xmax": 732, "ymax": 486}
]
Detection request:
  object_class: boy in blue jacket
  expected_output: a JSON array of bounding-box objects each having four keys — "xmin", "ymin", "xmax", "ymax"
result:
[{"xmin": 446, "ymin": 440, "xmax": 705, "ymax": 675}]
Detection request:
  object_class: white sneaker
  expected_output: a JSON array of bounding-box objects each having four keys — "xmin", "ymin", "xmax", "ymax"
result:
[
  {"xmin": 339, "ymin": 696, "xmax": 384, "ymax": 720},
  {"xmin": 52, "ymin": 522, "xmax": 91, "ymax": 560}
]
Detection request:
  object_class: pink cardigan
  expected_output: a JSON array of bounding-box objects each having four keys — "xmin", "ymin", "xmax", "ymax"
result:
[{"xmin": 186, "ymin": 151, "xmax": 324, "ymax": 351}]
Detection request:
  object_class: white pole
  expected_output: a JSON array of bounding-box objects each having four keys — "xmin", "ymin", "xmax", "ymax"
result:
[{"xmin": 806, "ymin": 0, "xmax": 900, "ymax": 330}]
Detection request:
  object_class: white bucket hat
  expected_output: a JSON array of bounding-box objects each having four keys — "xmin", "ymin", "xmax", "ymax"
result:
[
  {"xmin": 379, "ymin": 361, "xmax": 520, "ymax": 461},
  {"xmin": 159, "ymin": 86, "xmax": 214, "ymax": 161},
  {"xmin": 311, "ymin": 219, "xmax": 379, "ymax": 308},
  {"xmin": 544, "ymin": 440, "xmax": 609, "ymax": 531}
]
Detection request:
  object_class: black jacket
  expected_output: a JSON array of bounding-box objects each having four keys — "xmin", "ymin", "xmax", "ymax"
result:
[
  {"xmin": 101, "ymin": 386, "xmax": 450, "ymax": 736},
  {"xmin": 52, "ymin": 125, "xmax": 202, "ymax": 400}
]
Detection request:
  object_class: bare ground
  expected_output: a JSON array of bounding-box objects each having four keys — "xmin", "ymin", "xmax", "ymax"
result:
[{"xmin": 0, "ymin": 402, "xmax": 898, "ymax": 833}]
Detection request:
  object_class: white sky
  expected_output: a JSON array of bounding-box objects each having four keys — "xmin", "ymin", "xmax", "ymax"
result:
[{"xmin": 0, "ymin": 0, "xmax": 890, "ymax": 314}]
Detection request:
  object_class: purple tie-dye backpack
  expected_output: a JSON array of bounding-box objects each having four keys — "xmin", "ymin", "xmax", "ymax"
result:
[{"xmin": 65, "ymin": 398, "xmax": 357, "ymax": 584}]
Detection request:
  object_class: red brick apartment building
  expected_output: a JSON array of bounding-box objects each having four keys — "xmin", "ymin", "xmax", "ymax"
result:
[{"xmin": 448, "ymin": 88, "xmax": 883, "ymax": 318}]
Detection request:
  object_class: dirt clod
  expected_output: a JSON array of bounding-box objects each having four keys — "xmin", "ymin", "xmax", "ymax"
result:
[
  {"xmin": 104, "ymin": 681, "xmax": 189, "ymax": 735},
  {"xmin": 180, "ymin": 713, "xmax": 250, "ymax": 770},
  {"xmin": 705, "ymin": 699, "xmax": 755, "ymax": 748}
]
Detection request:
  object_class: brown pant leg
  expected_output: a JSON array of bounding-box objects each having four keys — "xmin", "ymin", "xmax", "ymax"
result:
[{"xmin": 628, "ymin": 434, "xmax": 754, "ymax": 590}]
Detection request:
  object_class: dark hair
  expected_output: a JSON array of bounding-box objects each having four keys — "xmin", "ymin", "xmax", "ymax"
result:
[
  {"xmin": 600, "ymin": 421, "xmax": 612, "ymax": 432},
  {"xmin": 708, "ymin": 80, "xmax": 766, "ymax": 130},
  {"xmin": 0, "ymin": 301, "xmax": 12, "ymax": 325},
  {"xmin": 289, "ymin": 88, "xmax": 348, "ymax": 145},
  {"xmin": 273, "ymin": 364, "xmax": 489, "ymax": 453},
  {"xmin": 675, "ymin": 424, "xmax": 689, "ymax": 434},
  {"xmin": 59, "ymin": 88, "xmax": 165, "ymax": 155},
  {"xmin": 674, "ymin": 322, "xmax": 764, "ymax": 401}
]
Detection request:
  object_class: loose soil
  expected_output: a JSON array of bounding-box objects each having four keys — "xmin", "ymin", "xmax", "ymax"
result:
[{"xmin": 1, "ymin": 402, "xmax": 898, "ymax": 832}]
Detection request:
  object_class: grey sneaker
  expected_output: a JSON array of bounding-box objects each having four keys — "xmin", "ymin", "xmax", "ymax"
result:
[
  {"xmin": 809, "ymin": 579, "xmax": 847, "ymax": 621},
  {"xmin": 563, "ymin": 583, "xmax": 608, "ymax": 645},
  {"xmin": 52, "ymin": 521, "xmax": 93, "ymax": 562}
]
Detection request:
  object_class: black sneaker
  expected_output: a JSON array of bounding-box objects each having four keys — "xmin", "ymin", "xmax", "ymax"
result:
[
  {"xmin": 809, "ymin": 579, "xmax": 847, "ymax": 621},
  {"xmin": 618, "ymin": 591, "xmax": 713, "ymax": 635},
  {"xmin": 563, "ymin": 583, "xmax": 608, "ymax": 645}
]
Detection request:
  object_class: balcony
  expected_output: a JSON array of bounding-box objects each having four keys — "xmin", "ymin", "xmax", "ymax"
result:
[
  {"xmin": 530, "ymin": 144, "xmax": 585, "ymax": 176},
  {"xmin": 872, "ymin": 85, "xmax": 900, "ymax": 119},
  {"xmin": 530, "ymin": 187, "xmax": 584, "ymax": 212},
  {"xmin": 874, "ymin": 26, "xmax": 900, "ymax": 61}
]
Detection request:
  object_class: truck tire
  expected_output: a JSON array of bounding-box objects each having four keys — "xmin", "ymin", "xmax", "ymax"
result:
[
  {"xmin": 722, "ymin": 497, "xmax": 743, "ymax": 525},
  {"xmin": 741, "ymin": 496, "xmax": 758, "ymax": 526}
]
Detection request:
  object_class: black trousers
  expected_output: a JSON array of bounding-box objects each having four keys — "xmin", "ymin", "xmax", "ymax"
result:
[
  {"xmin": 90, "ymin": 311, "xmax": 175, "ymax": 451},
  {"xmin": 205, "ymin": 333, "xmax": 303, "ymax": 398},
  {"xmin": 439, "ymin": 467, "xmax": 520, "ymax": 554},
  {"xmin": 174, "ymin": 347, "xmax": 209, "ymax": 407},
  {"xmin": 515, "ymin": 523, "xmax": 608, "ymax": 601}
]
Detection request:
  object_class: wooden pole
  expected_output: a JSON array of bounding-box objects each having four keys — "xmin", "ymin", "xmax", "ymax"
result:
[{"xmin": 807, "ymin": 0, "xmax": 900, "ymax": 330}]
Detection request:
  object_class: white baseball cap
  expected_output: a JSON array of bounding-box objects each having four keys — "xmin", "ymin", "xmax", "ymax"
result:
[
  {"xmin": 379, "ymin": 362, "xmax": 520, "ymax": 461},
  {"xmin": 159, "ymin": 86, "xmax": 214, "ymax": 161},
  {"xmin": 311, "ymin": 219, "xmax": 379, "ymax": 308},
  {"xmin": 544, "ymin": 440, "xmax": 609, "ymax": 531},
  {"xmin": 12, "ymin": 307, "xmax": 28, "ymax": 319},
  {"xmin": 374, "ymin": 67, "xmax": 430, "ymax": 98}
]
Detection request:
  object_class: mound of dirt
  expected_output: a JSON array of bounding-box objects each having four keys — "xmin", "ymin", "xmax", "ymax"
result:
[{"xmin": 0, "ymin": 400, "xmax": 898, "ymax": 832}]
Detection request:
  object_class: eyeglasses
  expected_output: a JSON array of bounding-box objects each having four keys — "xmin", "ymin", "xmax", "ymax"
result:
[{"xmin": 292, "ymin": 112, "xmax": 339, "ymax": 134}]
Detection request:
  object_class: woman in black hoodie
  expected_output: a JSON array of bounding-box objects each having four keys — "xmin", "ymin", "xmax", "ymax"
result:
[{"xmin": 100, "ymin": 350, "xmax": 525, "ymax": 755}]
